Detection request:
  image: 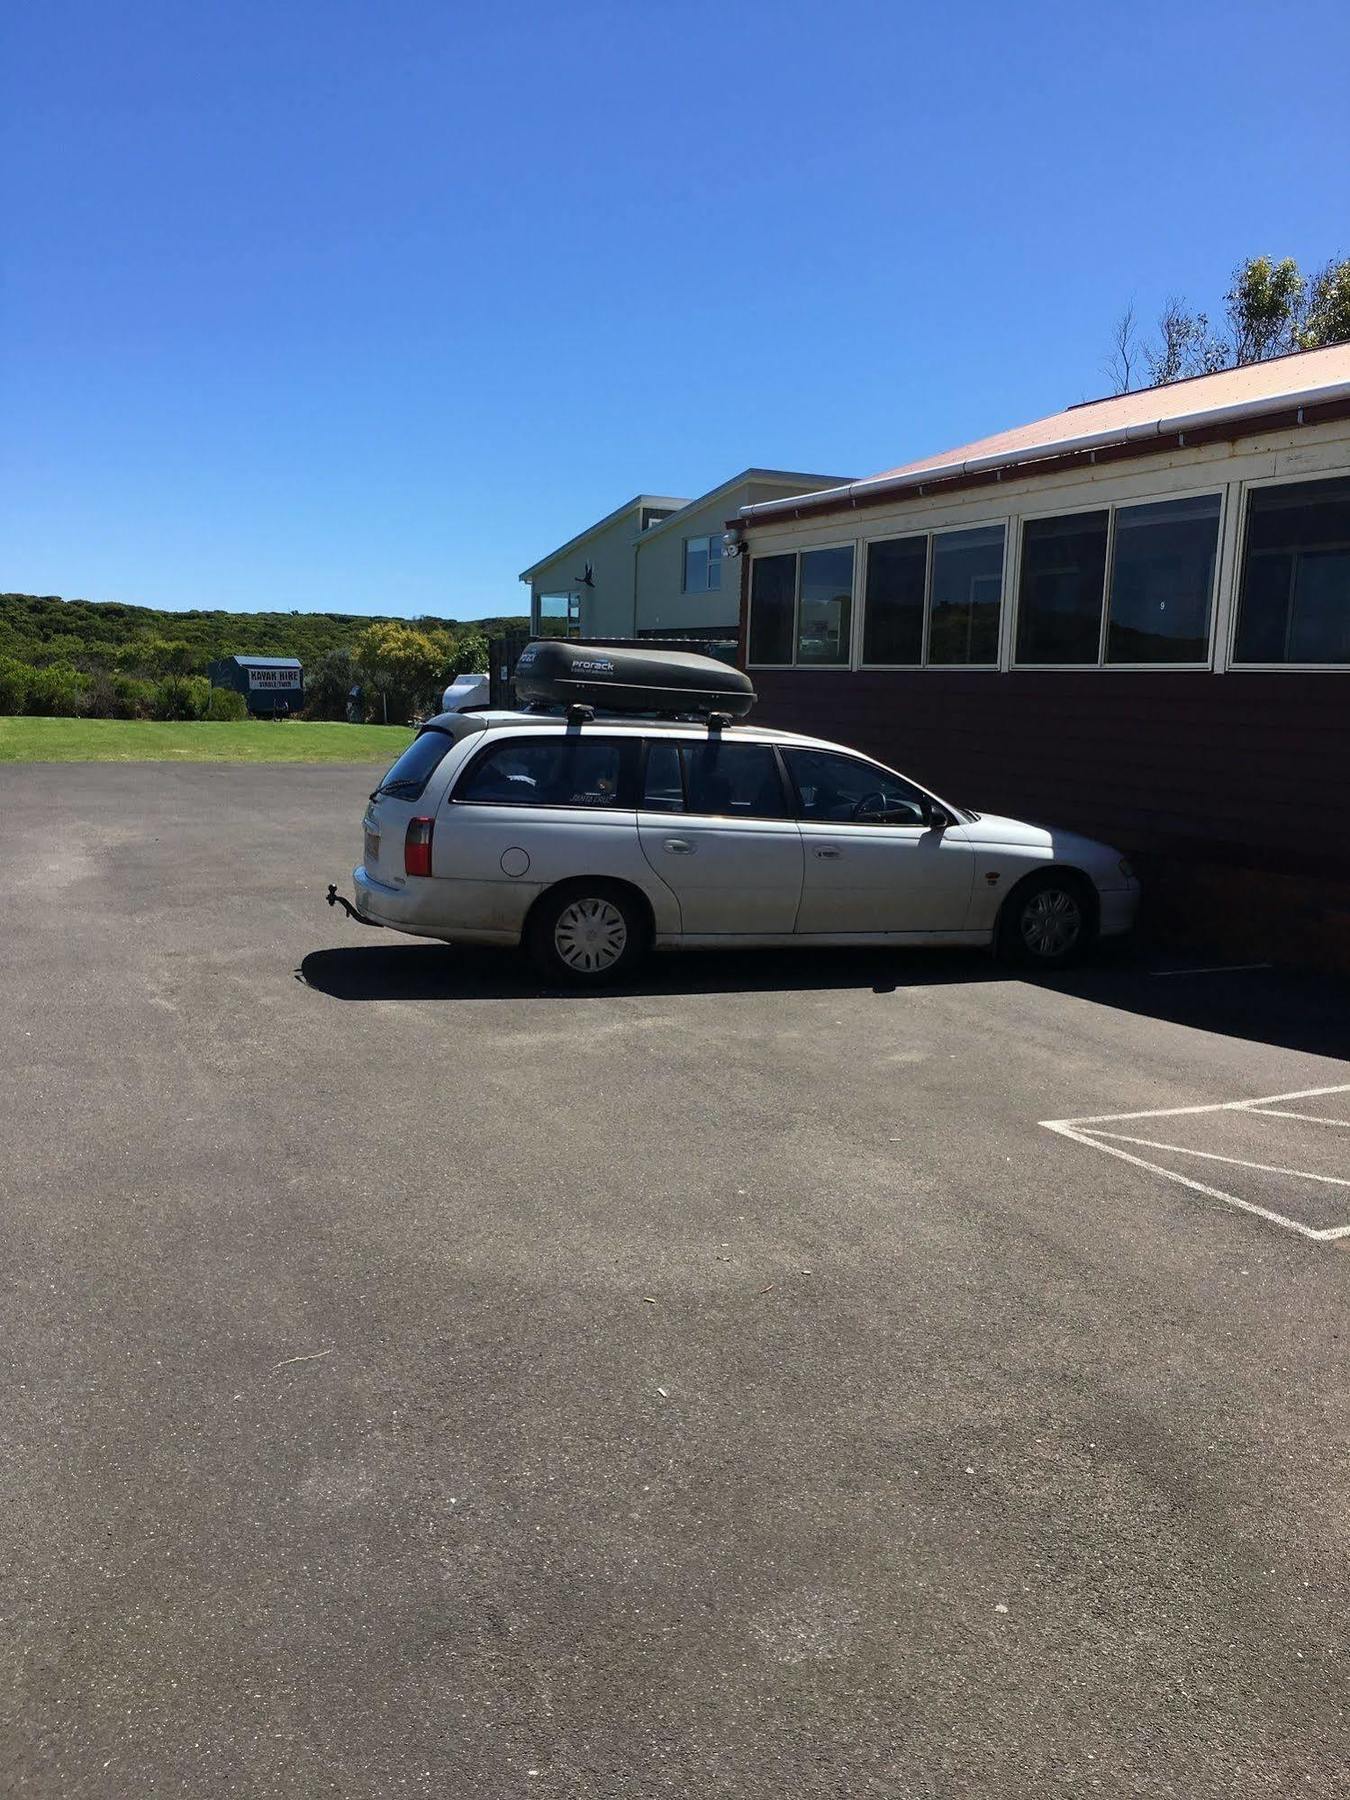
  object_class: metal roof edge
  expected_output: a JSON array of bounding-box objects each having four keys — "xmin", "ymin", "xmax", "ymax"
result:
[{"xmin": 735, "ymin": 379, "xmax": 1350, "ymax": 528}]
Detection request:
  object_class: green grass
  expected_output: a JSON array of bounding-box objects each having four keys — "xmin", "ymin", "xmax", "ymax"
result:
[{"xmin": 0, "ymin": 715, "xmax": 416, "ymax": 763}]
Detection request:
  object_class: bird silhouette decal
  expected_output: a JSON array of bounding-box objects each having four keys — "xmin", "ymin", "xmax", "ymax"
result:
[{"xmin": 572, "ymin": 563, "xmax": 595, "ymax": 588}]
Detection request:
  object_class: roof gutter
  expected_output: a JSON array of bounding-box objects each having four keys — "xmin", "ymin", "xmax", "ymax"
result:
[{"xmin": 734, "ymin": 379, "xmax": 1350, "ymax": 528}]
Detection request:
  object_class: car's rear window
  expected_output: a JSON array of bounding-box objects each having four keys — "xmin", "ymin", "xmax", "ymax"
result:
[
  {"xmin": 454, "ymin": 737, "xmax": 628, "ymax": 807},
  {"xmin": 373, "ymin": 728, "xmax": 455, "ymax": 800}
]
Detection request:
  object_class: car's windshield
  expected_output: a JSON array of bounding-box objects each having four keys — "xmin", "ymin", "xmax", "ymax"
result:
[{"xmin": 370, "ymin": 727, "xmax": 455, "ymax": 801}]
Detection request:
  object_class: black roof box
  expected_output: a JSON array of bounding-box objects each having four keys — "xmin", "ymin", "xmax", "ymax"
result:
[{"xmin": 513, "ymin": 640, "xmax": 756, "ymax": 718}]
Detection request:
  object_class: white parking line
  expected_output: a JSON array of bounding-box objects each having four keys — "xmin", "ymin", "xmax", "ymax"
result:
[
  {"xmin": 1082, "ymin": 1128, "xmax": 1350, "ymax": 1188},
  {"xmin": 1042, "ymin": 1084, "xmax": 1350, "ymax": 1244},
  {"xmin": 1240, "ymin": 1108, "xmax": 1350, "ymax": 1128}
]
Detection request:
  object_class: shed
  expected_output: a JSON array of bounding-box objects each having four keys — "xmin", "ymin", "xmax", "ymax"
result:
[{"xmin": 207, "ymin": 655, "xmax": 304, "ymax": 716}]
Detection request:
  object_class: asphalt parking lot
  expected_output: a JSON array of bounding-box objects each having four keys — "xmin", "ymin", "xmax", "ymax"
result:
[{"xmin": 4, "ymin": 762, "xmax": 1350, "ymax": 1798}]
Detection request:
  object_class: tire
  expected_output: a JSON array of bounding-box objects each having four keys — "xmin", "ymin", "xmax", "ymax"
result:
[
  {"xmin": 998, "ymin": 870, "xmax": 1096, "ymax": 969},
  {"xmin": 526, "ymin": 881, "xmax": 649, "ymax": 986}
]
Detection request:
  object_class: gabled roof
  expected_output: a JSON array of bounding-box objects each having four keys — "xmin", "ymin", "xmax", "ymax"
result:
[
  {"xmin": 519, "ymin": 470, "xmax": 857, "ymax": 581},
  {"xmin": 739, "ymin": 343, "xmax": 1350, "ymax": 527},
  {"xmin": 635, "ymin": 468, "xmax": 855, "ymax": 546},
  {"xmin": 519, "ymin": 495, "xmax": 689, "ymax": 583},
  {"xmin": 219, "ymin": 654, "xmax": 302, "ymax": 668}
]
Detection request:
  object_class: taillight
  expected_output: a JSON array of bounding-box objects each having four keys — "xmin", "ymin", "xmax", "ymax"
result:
[{"xmin": 404, "ymin": 816, "xmax": 434, "ymax": 877}]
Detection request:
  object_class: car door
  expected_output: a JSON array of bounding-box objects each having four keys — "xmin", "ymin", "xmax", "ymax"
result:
[
  {"xmin": 781, "ymin": 747, "xmax": 976, "ymax": 935},
  {"xmin": 637, "ymin": 738, "xmax": 803, "ymax": 934}
]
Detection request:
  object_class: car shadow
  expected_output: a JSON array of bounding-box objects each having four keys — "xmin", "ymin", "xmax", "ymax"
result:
[
  {"xmin": 297, "ymin": 940, "xmax": 1008, "ymax": 1002},
  {"xmin": 297, "ymin": 939, "xmax": 1350, "ymax": 1062}
]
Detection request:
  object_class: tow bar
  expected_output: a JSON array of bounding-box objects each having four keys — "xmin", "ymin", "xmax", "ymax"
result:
[{"xmin": 326, "ymin": 882, "xmax": 384, "ymax": 927}]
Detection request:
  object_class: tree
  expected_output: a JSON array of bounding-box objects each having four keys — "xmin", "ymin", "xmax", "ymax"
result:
[
  {"xmin": 1105, "ymin": 252, "xmax": 1350, "ymax": 392},
  {"xmin": 1299, "ymin": 258, "xmax": 1350, "ymax": 349},
  {"xmin": 1145, "ymin": 298, "xmax": 1229, "ymax": 386},
  {"xmin": 352, "ymin": 621, "xmax": 455, "ymax": 723},
  {"xmin": 1104, "ymin": 303, "xmax": 1140, "ymax": 395},
  {"xmin": 1226, "ymin": 255, "xmax": 1304, "ymax": 363},
  {"xmin": 450, "ymin": 627, "xmax": 488, "ymax": 675}
]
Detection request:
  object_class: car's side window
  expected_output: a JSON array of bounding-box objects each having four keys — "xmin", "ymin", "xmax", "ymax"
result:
[
  {"xmin": 782, "ymin": 748, "xmax": 929, "ymax": 825},
  {"xmin": 680, "ymin": 742, "xmax": 789, "ymax": 820},
  {"xmin": 454, "ymin": 737, "xmax": 628, "ymax": 808},
  {"xmin": 641, "ymin": 741, "xmax": 685, "ymax": 812}
]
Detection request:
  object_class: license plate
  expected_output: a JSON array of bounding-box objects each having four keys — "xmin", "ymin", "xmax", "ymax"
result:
[{"xmin": 364, "ymin": 828, "xmax": 379, "ymax": 867}]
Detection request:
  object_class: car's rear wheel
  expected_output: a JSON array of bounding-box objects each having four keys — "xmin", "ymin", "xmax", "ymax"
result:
[
  {"xmin": 526, "ymin": 881, "xmax": 648, "ymax": 986},
  {"xmin": 998, "ymin": 871, "xmax": 1095, "ymax": 969}
]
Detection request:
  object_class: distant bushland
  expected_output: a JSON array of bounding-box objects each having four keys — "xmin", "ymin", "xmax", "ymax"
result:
[{"xmin": 0, "ymin": 593, "xmax": 526, "ymax": 720}]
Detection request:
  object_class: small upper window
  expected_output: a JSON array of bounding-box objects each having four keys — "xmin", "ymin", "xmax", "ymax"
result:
[
  {"xmin": 1016, "ymin": 511, "xmax": 1110, "ymax": 664},
  {"xmin": 455, "ymin": 738, "xmax": 628, "ymax": 808},
  {"xmin": 782, "ymin": 748, "xmax": 929, "ymax": 825},
  {"xmin": 683, "ymin": 535, "xmax": 723, "ymax": 594},
  {"xmin": 1234, "ymin": 476, "xmax": 1350, "ymax": 665}
]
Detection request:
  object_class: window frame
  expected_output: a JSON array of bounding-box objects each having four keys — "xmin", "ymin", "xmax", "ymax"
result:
[
  {"xmin": 860, "ymin": 519, "xmax": 1009, "ymax": 670},
  {"xmin": 1227, "ymin": 471, "xmax": 1350, "ymax": 673},
  {"xmin": 1011, "ymin": 485, "xmax": 1226, "ymax": 672},
  {"xmin": 745, "ymin": 538, "xmax": 859, "ymax": 671},
  {"xmin": 450, "ymin": 734, "xmax": 641, "ymax": 810},
  {"xmin": 682, "ymin": 534, "xmax": 724, "ymax": 595}
]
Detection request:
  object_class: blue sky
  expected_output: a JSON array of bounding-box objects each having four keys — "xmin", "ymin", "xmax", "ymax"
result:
[{"xmin": 4, "ymin": 0, "xmax": 1348, "ymax": 619}]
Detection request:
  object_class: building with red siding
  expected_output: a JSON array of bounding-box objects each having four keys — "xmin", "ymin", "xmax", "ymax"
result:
[{"xmin": 728, "ymin": 344, "xmax": 1350, "ymax": 964}]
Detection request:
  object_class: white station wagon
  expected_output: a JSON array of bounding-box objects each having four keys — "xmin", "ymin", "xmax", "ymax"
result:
[{"xmin": 341, "ymin": 696, "xmax": 1139, "ymax": 986}]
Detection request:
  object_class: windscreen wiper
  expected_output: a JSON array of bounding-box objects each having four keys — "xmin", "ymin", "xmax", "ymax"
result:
[{"xmin": 368, "ymin": 777, "xmax": 421, "ymax": 801}]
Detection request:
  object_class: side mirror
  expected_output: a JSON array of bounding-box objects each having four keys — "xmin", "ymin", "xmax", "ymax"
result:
[{"xmin": 924, "ymin": 799, "xmax": 948, "ymax": 831}]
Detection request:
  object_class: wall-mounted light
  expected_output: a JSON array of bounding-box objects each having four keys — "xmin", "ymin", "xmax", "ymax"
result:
[{"xmin": 721, "ymin": 531, "xmax": 746, "ymax": 558}]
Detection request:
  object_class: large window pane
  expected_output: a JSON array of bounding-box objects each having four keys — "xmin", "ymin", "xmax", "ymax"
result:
[
  {"xmin": 1106, "ymin": 494, "xmax": 1219, "ymax": 663},
  {"xmin": 748, "ymin": 554, "xmax": 795, "ymax": 664},
  {"xmin": 1234, "ymin": 477, "xmax": 1350, "ymax": 664},
  {"xmin": 929, "ymin": 525, "xmax": 1004, "ymax": 664},
  {"xmin": 863, "ymin": 535, "xmax": 925, "ymax": 663},
  {"xmin": 1016, "ymin": 511, "xmax": 1109, "ymax": 664},
  {"xmin": 536, "ymin": 592, "xmax": 578, "ymax": 639},
  {"xmin": 797, "ymin": 545, "xmax": 854, "ymax": 664}
]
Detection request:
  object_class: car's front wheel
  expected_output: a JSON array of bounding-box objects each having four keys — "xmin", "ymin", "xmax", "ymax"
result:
[
  {"xmin": 526, "ymin": 881, "xmax": 648, "ymax": 986},
  {"xmin": 998, "ymin": 871, "xmax": 1095, "ymax": 969}
]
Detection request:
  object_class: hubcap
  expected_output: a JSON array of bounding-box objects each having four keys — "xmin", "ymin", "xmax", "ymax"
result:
[
  {"xmin": 554, "ymin": 897, "xmax": 628, "ymax": 973},
  {"xmin": 1020, "ymin": 887, "xmax": 1082, "ymax": 958}
]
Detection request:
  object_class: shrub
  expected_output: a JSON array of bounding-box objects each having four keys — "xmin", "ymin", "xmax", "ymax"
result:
[
  {"xmin": 204, "ymin": 686, "xmax": 248, "ymax": 721},
  {"xmin": 151, "ymin": 674, "xmax": 211, "ymax": 721},
  {"xmin": 302, "ymin": 648, "xmax": 354, "ymax": 720},
  {"xmin": 25, "ymin": 663, "xmax": 87, "ymax": 716},
  {"xmin": 0, "ymin": 656, "xmax": 31, "ymax": 714},
  {"xmin": 85, "ymin": 671, "xmax": 155, "ymax": 719}
]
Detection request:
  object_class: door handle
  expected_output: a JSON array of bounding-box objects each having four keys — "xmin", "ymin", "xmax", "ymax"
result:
[
  {"xmin": 663, "ymin": 837, "xmax": 695, "ymax": 854},
  {"xmin": 815, "ymin": 846, "xmax": 842, "ymax": 859}
]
